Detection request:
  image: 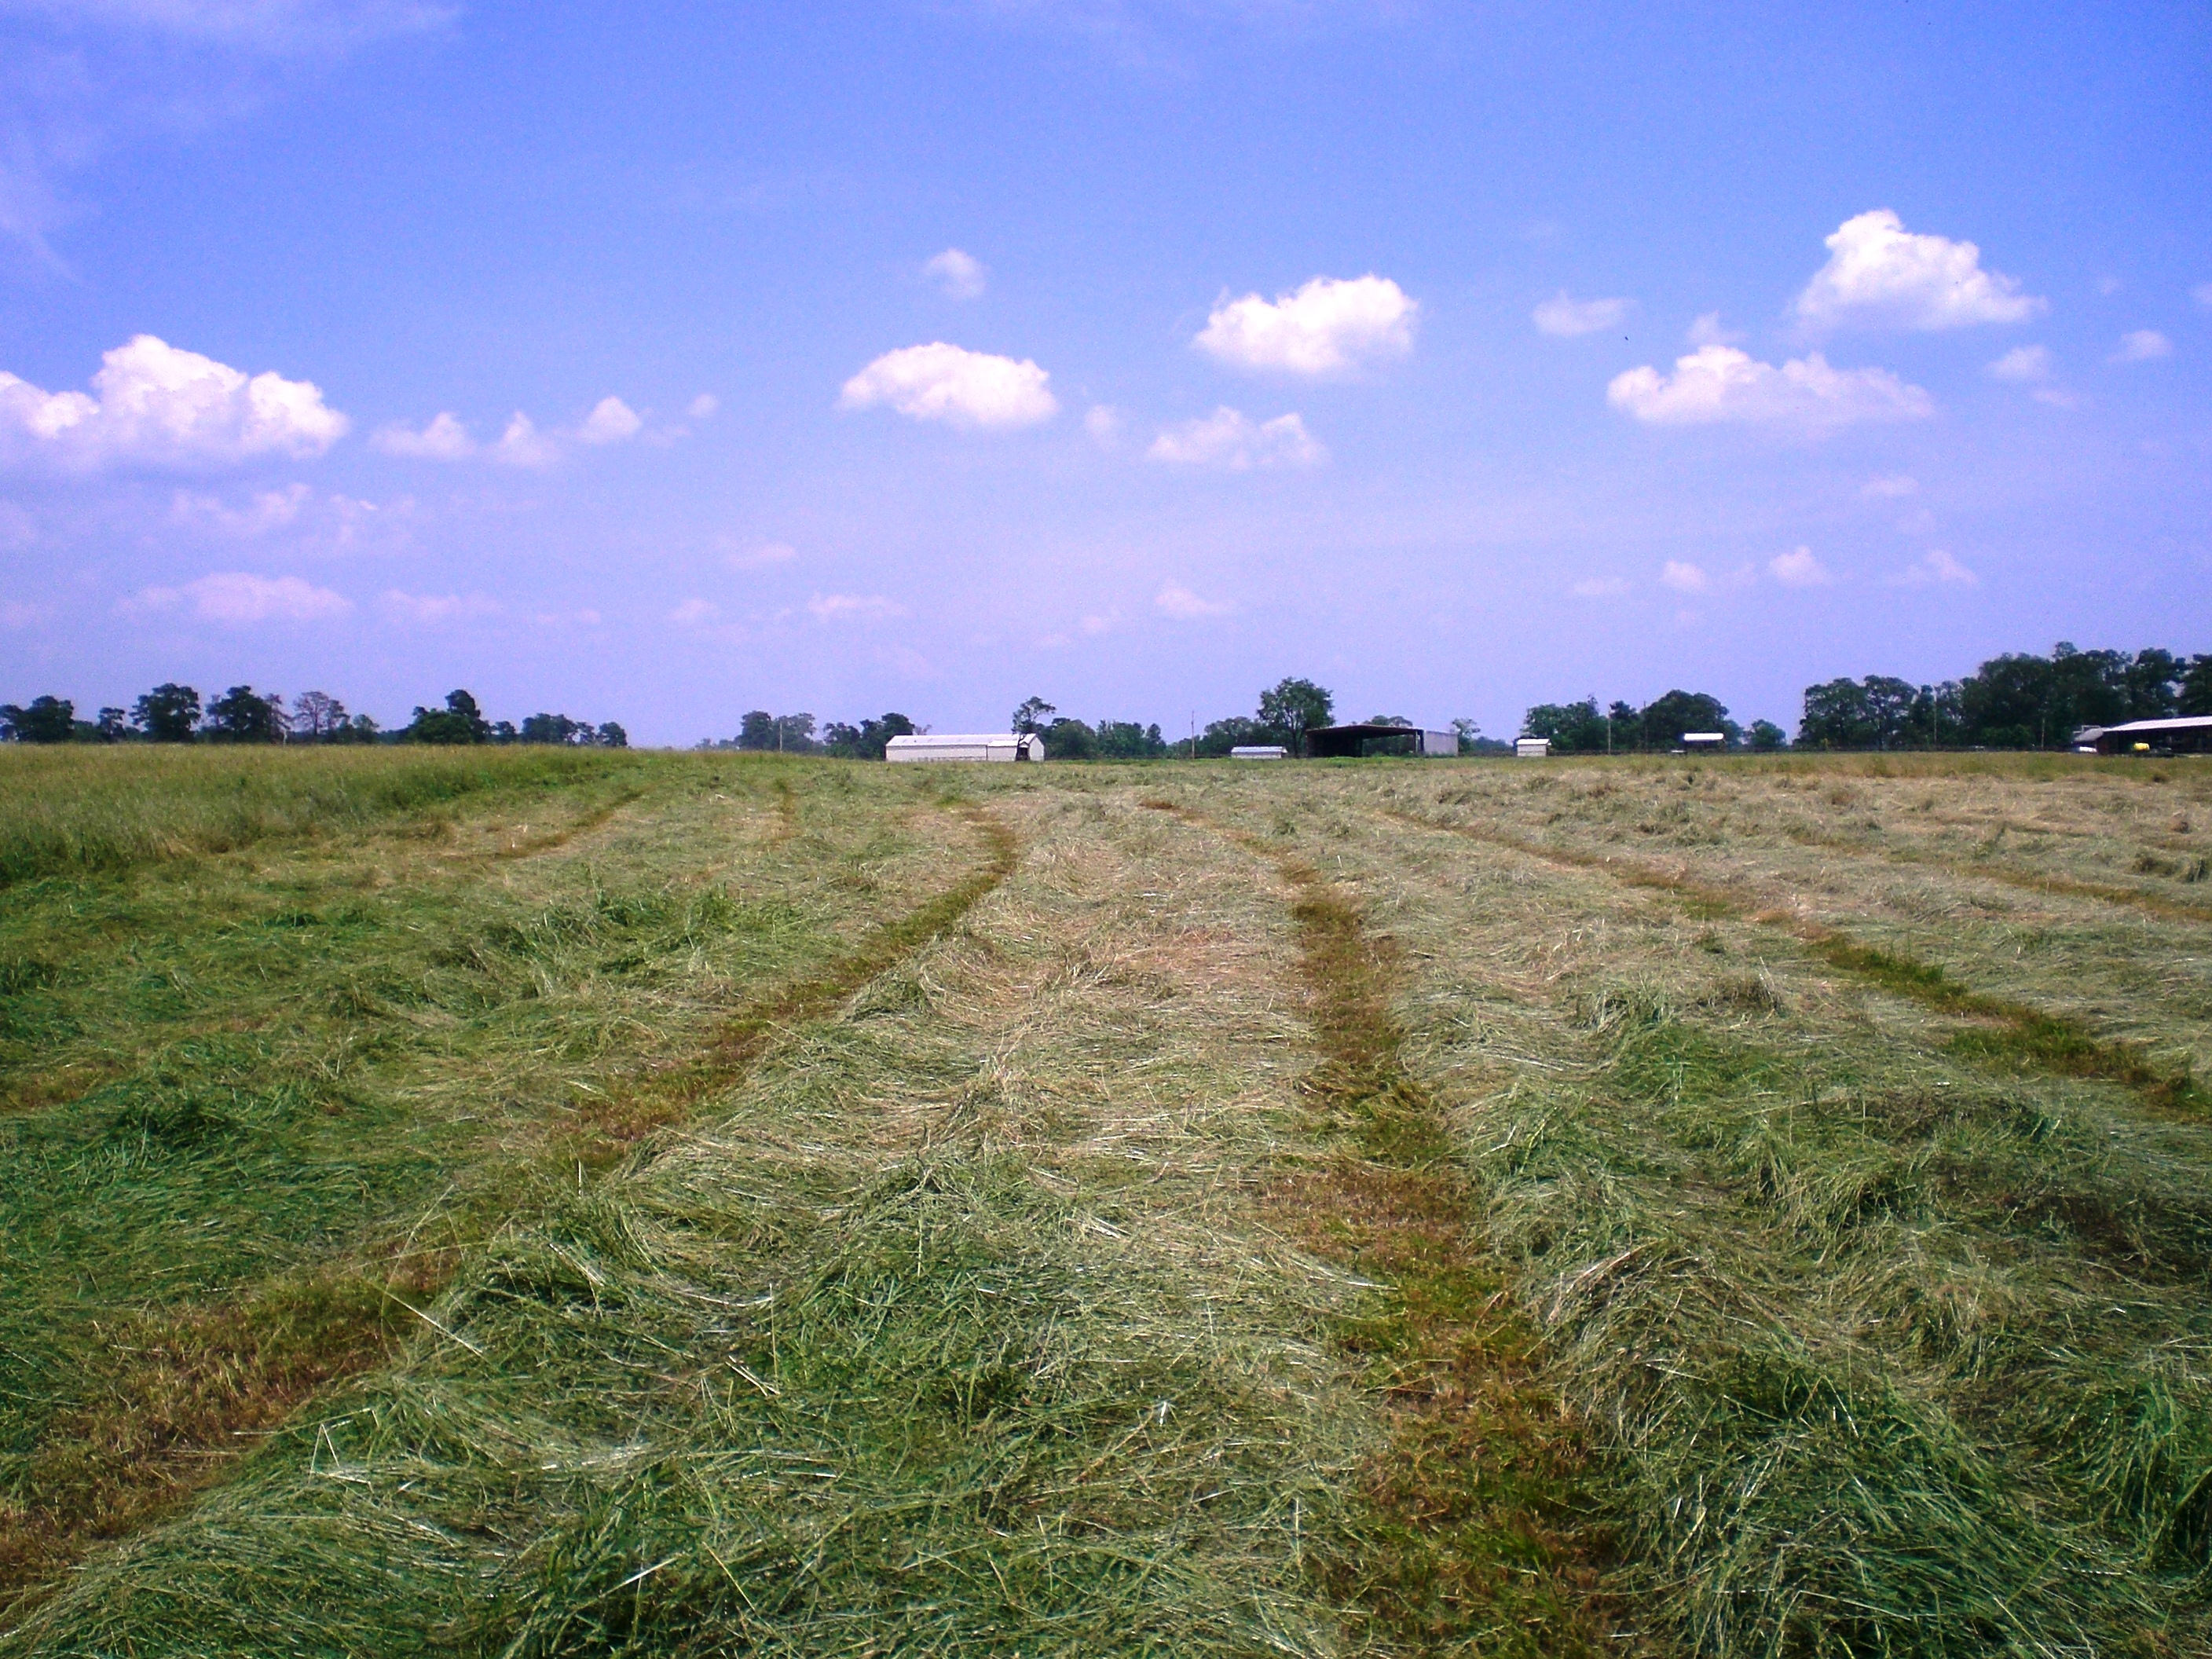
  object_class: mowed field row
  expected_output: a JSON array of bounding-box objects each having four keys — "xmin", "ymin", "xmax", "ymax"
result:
[{"xmin": 2, "ymin": 749, "xmax": 2209, "ymax": 1655}]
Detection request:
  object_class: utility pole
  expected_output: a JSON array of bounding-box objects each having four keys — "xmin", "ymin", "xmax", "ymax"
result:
[{"xmin": 1189, "ymin": 712, "xmax": 1196, "ymax": 761}]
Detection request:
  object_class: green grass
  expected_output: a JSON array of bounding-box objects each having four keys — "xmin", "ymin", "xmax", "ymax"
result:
[{"xmin": 5, "ymin": 749, "xmax": 2212, "ymax": 1655}]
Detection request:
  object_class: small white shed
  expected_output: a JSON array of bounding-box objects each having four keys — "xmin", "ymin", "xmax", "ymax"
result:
[
  {"xmin": 884, "ymin": 733, "xmax": 1046, "ymax": 764},
  {"xmin": 1682, "ymin": 732, "xmax": 1727, "ymax": 752},
  {"xmin": 1229, "ymin": 745, "xmax": 1288, "ymax": 760},
  {"xmin": 1515, "ymin": 737, "xmax": 1551, "ymax": 759}
]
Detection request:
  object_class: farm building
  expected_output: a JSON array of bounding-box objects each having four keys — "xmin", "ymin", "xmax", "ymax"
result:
[
  {"xmin": 1515, "ymin": 737, "xmax": 1551, "ymax": 758},
  {"xmin": 1305, "ymin": 723, "xmax": 1459, "ymax": 759},
  {"xmin": 1230, "ymin": 745, "xmax": 1289, "ymax": 760},
  {"xmin": 1682, "ymin": 731, "xmax": 1727, "ymax": 752},
  {"xmin": 2084, "ymin": 716, "xmax": 2212, "ymax": 756},
  {"xmin": 884, "ymin": 733, "xmax": 1046, "ymax": 763}
]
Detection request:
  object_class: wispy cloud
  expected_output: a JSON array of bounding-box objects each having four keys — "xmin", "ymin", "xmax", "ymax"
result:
[
  {"xmin": 1768, "ymin": 545, "xmax": 1833, "ymax": 588},
  {"xmin": 1147, "ymin": 406, "xmax": 1322, "ymax": 468},
  {"xmin": 1533, "ymin": 291, "xmax": 1632, "ymax": 338},
  {"xmin": 1155, "ymin": 580, "xmax": 1229, "ymax": 619},
  {"xmin": 125, "ymin": 569, "xmax": 351, "ymax": 622},
  {"xmin": 806, "ymin": 592, "xmax": 905, "ymax": 623},
  {"xmin": 2111, "ymin": 329, "xmax": 2172, "ymax": 363},
  {"xmin": 379, "ymin": 588, "xmax": 497, "ymax": 624},
  {"xmin": 922, "ymin": 247, "xmax": 987, "ymax": 299},
  {"xmin": 1889, "ymin": 549, "xmax": 1977, "ymax": 587}
]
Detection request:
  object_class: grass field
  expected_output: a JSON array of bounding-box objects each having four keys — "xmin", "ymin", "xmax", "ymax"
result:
[{"xmin": 2, "ymin": 746, "xmax": 2208, "ymax": 1656}]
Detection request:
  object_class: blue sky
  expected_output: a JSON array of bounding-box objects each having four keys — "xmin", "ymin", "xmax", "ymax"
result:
[{"xmin": 2, "ymin": 0, "xmax": 2207, "ymax": 744}]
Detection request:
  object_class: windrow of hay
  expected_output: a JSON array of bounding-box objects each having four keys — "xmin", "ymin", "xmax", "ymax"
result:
[
  {"xmin": 1199, "ymin": 766, "xmax": 2212, "ymax": 1657},
  {"xmin": 5, "ymin": 785, "xmax": 1390, "ymax": 1655},
  {"xmin": 0, "ymin": 744, "xmax": 653, "ymax": 888},
  {"xmin": 1140, "ymin": 795, "xmax": 1616, "ymax": 1655},
  {"xmin": 0, "ymin": 756, "xmax": 991, "ymax": 1613},
  {"xmin": 1375, "ymin": 800, "xmax": 2204, "ymax": 1115}
]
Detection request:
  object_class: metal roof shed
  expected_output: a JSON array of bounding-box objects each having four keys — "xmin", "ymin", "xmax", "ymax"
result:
[
  {"xmin": 2089, "ymin": 716, "xmax": 2212, "ymax": 756},
  {"xmin": 1305, "ymin": 723, "xmax": 1459, "ymax": 759},
  {"xmin": 884, "ymin": 733, "xmax": 1046, "ymax": 763}
]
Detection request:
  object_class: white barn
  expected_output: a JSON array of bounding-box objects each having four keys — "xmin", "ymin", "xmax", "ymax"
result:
[{"xmin": 884, "ymin": 733, "xmax": 1046, "ymax": 764}]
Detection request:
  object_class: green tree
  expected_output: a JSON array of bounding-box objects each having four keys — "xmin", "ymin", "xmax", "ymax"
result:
[
  {"xmin": 95, "ymin": 706, "xmax": 130, "ymax": 742},
  {"xmin": 291, "ymin": 691, "xmax": 349, "ymax": 742},
  {"xmin": 0, "ymin": 695, "xmax": 76, "ymax": 743},
  {"xmin": 1522, "ymin": 698, "xmax": 1609, "ymax": 754},
  {"xmin": 1042, "ymin": 716, "xmax": 1095, "ymax": 759},
  {"xmin": 1748, "ymin": 719, "xmax": 1789, "ymax": 752},
  {"xmin": 822, "ymin": 713, "xmax": 915, "ymax": 760},
  {"xmin": 1639, "ymin": 688, "xmax": 1737, "ymax": 749},
  {"xmin": 203, "ymin": 685, "xmax": 287, "ymax": 742},
  {"xmin": 520, "ymin": 712, "xmax": 594, "ymax": 745},
  {"xmin": 1012, "ymin": 696, "xmax": 1056, "ymax": 735},
  {"xmin": 1257, "ymin": 677, "xmax": 1332, "ymax": 753},
  {"xmin": 595, "ymin": 721, "xmax": 628, "ymax": 749},
  {"xmin": 132, "ymin": 683, "xmax": 202, "ymax": 742},
  {"xmin": 1196, "ymin": 716, "xmax": 1269, "ymax": 757},
  {"xmin": 405, "ymin": 689, "xmax": 492, "ymax": 744},
  {"xmin": 2182, "ymin": 655, "xmax": 2212, "ymax": 717},
  {"xmin": 1093, "ymin": 720, "xmax": 1166, "ymax": 759},
  {"xmin": 737, "ymin": 710, "xmax": 778, "ymax": 750}
]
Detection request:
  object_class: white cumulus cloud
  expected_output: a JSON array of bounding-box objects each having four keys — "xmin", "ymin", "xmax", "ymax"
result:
[
  {"xmin": 1195, "ymin": 274, "xmax": 1416, "ymax": 375},
  {"xmin": 1769, "ymin": 546, "xmax": 1833, "ymax": 588},
  {"xmin": 1607, "ymin": 345, "xmax": 1932, "ymax": 429},
  {"xmin": 1083, "ymin": 404, "xmax": 1123, "ymax": 446},
  {"xmin": 372, "ymin": 410, "xmax": 474, "ymax": 459},
  {"xmin": 1155, "ymin": 580, "xmax": 1230, "ymax": 619},
  {"xmin": 1795, "ymin": 209, "xmax": 2043, "ymax": 332},
  {"xmin": 2111, "ymin": 329, "xmax": 2172, "ymax": 363},
  {"xmin": 129, "ymin": 569, "xmax": 350, "ymax": 623},
  {"xmin": 1686, "ymin": 312, "xmax": 1745, "ymax": 347},
  {"xmin": 923, "ymin": 247, "xmax": 987, "ymax": 300},
  {"xmin": 577, "ymin": 395, "xmax": 643, "ymax": 444},
  {"xmin": 1533, "ymin": 291, "xmax": 1632, "ymax": 337},
  {"xmin": 1147, "ymin": 407, "xmax": 1323, "ymax": 469},
  {"xmin": 0, "ymin": 335, "xmax": 346, "ymax": 469},
  {"xmin": 1660, "ymin": 560, "xmax": 1708, "ymax": 594},
  {"xmin": 687, "ymin": 393, "xmax": 719, "ymax": 420},
  {"xmin": 840, "ymin": 342, "xmax": 1057, "ymax": 429},
  {"xmin": 492, "ymin": 412, "xmax": 558, "ymax": 467}
]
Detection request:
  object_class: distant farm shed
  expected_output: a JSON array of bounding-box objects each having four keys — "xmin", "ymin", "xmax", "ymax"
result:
[
  {"xmin": 1682, "ymin": 732, "xmax": 1727, "ymax": 752},
  {"xmin": 885, "ymin": 733, "xmax": 1046, "ymax": 763},
  {"xmin": 1305, "ymin": 723, "xmax": 1459, "ymax": 759},
  {"xmin": 2086, "ymin": 716, "xmax": 2212, "ymax": 756},
  {"xmin": 1230, "ymin": 745, "xmax": 1288, "ymax": 760},
  {"xmin": 1516, "ymin": 737, "xmax": 1551, "ymax": 759}
]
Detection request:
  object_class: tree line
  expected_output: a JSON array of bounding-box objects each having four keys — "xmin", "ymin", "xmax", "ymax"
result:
[
  {"xmin": 1797, "ymin": 643, "xmax": 2212, "ymax": 750},
  {"xmin": 0, "ymin": 685, "xmax": 628, "ymax": 747}
]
